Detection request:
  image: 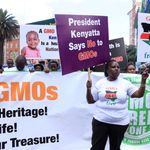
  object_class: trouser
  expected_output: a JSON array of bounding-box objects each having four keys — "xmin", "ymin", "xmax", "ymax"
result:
[{"xmin": 90, "ymin": 118, "xmax": 129, "ymax": 150}]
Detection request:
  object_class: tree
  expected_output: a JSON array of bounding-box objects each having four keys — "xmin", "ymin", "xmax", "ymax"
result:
[
  {"xmin": 126, "ymin": 45, "xmax": 137, "ymax": 64},
  {"xmin": 0, "ymin": 8, "xmax": 19, "ymax": 65}
]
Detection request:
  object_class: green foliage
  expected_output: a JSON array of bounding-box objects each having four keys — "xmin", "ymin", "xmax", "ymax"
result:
[
  {"xmin": 0, "ymin": 8, "xmax": 19, "ymax": 65},
  {"xmin": 125, "ymin": 45, "xmax": 137, "ymax": 64}
]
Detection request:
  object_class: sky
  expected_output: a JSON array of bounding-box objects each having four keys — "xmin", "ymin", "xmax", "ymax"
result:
[{"xmin": 1, "ymin": 0, "xmax": 132, "ymax": 45}]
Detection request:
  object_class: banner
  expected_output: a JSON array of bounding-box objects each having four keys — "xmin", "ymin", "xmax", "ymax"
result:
[
  {"xmin": 0, "ymin": 72, "xmax": 150, "ymax": 150},
  {"xmin": 122, "ymin": 73, "xmax": 150, "ymax": 149}
]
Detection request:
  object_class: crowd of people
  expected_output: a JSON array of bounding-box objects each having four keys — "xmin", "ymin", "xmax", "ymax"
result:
[
  {"xmin": 1, "ymin": 56, "xmax": 149, "ymax": 75},
  {"xmin": 85, "ymin": 61, "xmax": 150, "ymax": 75},
  {"xmin": 1, "ymin": 55, "xmax": 61, "ymax": 73}
]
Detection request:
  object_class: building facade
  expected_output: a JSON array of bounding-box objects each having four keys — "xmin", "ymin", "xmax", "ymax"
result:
[
  {"xmin": 4, "ymin": 35, "xmax": 20, "ymax": 65},
  {"xmin": 128, "ymin": 0, "xmax": 142, "ymax": 45}
]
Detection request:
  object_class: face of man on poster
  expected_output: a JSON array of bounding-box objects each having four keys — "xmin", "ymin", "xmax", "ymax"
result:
[{"xmin": 55, "ymin": 14, "xmax": 110, "ymax": 75}]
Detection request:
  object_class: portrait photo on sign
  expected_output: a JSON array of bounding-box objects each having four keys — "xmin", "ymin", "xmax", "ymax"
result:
[{"xmin": 20, "ymin": 25, "xmax": 60, "ymax": 60}]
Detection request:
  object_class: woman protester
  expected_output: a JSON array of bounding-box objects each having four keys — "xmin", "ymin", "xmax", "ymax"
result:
[
  {"xmin": 86, "ymin": 59, "xmax": 149, "ymax": 150},
  {"xmin": 126, "ymin": 62, "xmax": 136, "ymax": 74}
]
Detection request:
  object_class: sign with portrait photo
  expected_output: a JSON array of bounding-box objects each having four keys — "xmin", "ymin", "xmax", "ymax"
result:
[{"xmin": 20, "ymin": 25, "xmax": 59, "ymax": 59}]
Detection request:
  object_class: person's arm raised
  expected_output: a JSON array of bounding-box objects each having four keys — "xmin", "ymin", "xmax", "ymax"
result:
[
  {"xmin": 131, "ymin": 68, "xmax": 149, "ymax": 98},
  {"xmin": 86, "ymin": 80, "xmax": 95, "ymax": 104}
]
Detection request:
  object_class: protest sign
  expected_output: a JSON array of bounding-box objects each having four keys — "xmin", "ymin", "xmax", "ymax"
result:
[
  {"xmin": 20, "ymin": 25, "xmax": 59, "ymax": 59},
  {"xmin": 137, "ymin": 12, "xmax": 150, "ymax": 62},
  {"xmin": 109, "ymin": 37, "xmax": 128, "ymax": 70},
  {"xmin": 55, "ymin": 14, "xmax": 110, "ymax": 75}
]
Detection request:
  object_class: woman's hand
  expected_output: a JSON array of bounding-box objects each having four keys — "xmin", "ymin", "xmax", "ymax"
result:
[
  {"xmin": 86, "ymin": 80, "xmax": 92, "ymax": 89},
  {"xmin": 86, "ymin": 80, "xmax": 95, "ymax": 104},
  {"xmin": 141, "ymin": 68, "xmax": 149, "ymax": 80},
  {"xmin": 132, "ymin": 68, "xmax": 149, "ymax": 98}
]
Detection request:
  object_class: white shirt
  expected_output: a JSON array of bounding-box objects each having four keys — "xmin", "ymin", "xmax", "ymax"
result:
[{"xmin": 92, "ymin": 77, "xmax": 138, "ymax": 125}]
